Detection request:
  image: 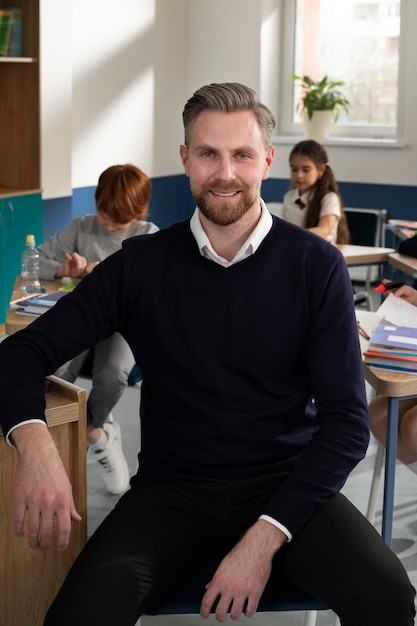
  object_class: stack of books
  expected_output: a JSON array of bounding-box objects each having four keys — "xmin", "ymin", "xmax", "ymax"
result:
[
  {"xmin": 363, "ymin": 323, "xmax": 417, "ymax": 374},
  {"xmin": 0, "ymin": 7, "xmax": 21, "ymax": 57},
  {"xmin": 15, "ymin": 291, "xmax": 68, "ymax": 317}
]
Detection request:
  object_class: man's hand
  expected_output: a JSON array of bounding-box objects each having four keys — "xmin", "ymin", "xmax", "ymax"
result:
[
  {"xmin": 12, "ymin": 423, "xmax": 81, "ymax": 551},
  {"xmin": 200, "ymin": 520, "xmax": 287, "ymax": 622}
]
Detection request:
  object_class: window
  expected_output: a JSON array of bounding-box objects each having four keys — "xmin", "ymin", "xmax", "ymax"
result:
[{"xmin": 275, "ymin": 0, "xmax": 403, "ymax": 140}]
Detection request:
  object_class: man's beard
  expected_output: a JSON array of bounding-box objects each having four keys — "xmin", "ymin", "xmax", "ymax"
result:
[{"xmin": 191, "ymin": 182, "xmax": 257, "ymax": 226}]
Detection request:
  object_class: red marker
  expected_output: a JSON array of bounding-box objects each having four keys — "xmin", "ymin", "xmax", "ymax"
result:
[{"xmin": 373, "ymin": 280, "xmax": 405, "ymax": 293}]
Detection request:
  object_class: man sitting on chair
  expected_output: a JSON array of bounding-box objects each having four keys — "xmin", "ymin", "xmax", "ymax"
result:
[{"xmin": 0, "ymin": 83, "xmax": 414, "ymax": 626}]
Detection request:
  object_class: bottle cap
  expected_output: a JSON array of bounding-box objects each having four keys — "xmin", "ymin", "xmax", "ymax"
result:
[{"xmin": 26, "ymin": 234, "xmax": 35, "ymax": 245}]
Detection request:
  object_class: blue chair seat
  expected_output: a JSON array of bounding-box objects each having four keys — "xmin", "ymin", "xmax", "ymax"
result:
[{"xmin": 146, "ymin": 556, "xmax": 329, "ymax": 618}]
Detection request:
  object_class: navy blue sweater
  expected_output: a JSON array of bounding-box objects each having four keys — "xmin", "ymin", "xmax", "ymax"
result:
[{"xmin": 0, "ymin": 216, "xmax": 369, "ymax": 535}]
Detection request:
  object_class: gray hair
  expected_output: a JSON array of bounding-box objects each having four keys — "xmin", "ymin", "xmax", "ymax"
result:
[{"xmin": 182, "ymin": 82, "xmax": 276, "ymax": 150}]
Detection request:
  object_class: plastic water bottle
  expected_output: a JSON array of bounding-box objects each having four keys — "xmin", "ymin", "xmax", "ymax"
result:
[{"xmin": 21, "ymin": 234, "xmax": 41, "ymax": 293}]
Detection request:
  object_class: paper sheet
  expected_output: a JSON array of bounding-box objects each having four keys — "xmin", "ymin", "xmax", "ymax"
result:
[{"xmin": 376, "ymin": 293, "xmax": 417, "ymax": 328}]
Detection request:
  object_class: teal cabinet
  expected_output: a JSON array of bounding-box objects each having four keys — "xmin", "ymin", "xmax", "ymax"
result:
[{"xmin": 0, "ymin": 192, "xmax": 43, "ymax": 324}]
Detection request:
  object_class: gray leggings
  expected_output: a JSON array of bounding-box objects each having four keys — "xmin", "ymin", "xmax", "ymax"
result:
[{"xmin": 55, "ymin": 332, "xmax": 135, "ymax": 428}]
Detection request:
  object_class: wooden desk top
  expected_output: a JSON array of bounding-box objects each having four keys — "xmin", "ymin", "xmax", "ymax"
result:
[
  {"xmin": 364, "ymin": 362, "xmax": 417, "ymax": 398},
  {"xmin": 336, "ymin": 244, "xmax": 395, "ymax": 265},
  {"xmin": 384, "ymin": 223, "xmax": 415, "ymax": 242},
  {"xmin": 387, "ymin": 252, "xmax": 417, "ymax": 277},
  {"xmin": 6, "ymin": 277, "xmax": 64, "ymax": 335}
]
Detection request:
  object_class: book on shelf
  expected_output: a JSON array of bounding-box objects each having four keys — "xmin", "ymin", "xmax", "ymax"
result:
[
  {"xmin": 0, "ymin": 9, "xmax": 13, "ymax": 56},
  {"xmin": 15, "ymin": 291, "xmax": 68, "ymax": 316},
  {"xmin": 0, "ymin": 7, "xmax": 22, "ymax": 58}
]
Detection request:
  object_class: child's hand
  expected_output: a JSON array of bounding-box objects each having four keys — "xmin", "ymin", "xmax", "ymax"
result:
[
  {"xmin": 82, "ymin": 261, "xmax": 100, "ymax": 276},
  {"xmin": 381, "ymin": 279, "xmax": 417, "ymax": 306},
  {"xmin": 56, "ymin": 252, "xmax": 88, "ymax": 278}
]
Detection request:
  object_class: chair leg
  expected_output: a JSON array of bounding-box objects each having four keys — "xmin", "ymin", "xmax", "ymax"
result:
[
  {"xmin": 365, "ymin": 266, "xmax": 372, "ymax": 303},
  {"xmin": 304, "ymin": 610, "xmax": 317, "ymax": 626},
  {"xmin": 366, "ymin": 441, "xmax": 385, "ymax": 524}
]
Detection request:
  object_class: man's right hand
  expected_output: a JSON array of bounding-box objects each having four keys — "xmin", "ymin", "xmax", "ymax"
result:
[{"xmin": 12, "ymin": 423, "xmax": 82, "ymax": 551}]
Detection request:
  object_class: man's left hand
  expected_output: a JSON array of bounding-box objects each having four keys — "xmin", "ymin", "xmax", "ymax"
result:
[{"xmin": 200, "ymin": 519, "xmax": 287, "ymax": 622}]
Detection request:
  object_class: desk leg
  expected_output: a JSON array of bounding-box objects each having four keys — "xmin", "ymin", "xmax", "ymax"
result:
[{"xmin": 381, "ymin": 396, "xmax": 399, "ymax": 547}]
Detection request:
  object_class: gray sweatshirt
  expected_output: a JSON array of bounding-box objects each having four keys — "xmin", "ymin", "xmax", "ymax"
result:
[{"xmin": 38, "ymin": 214, "xmax": 159, "ymax": 280}]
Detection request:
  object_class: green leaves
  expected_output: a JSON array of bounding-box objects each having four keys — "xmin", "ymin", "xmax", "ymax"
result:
[{"xmin": 293, "ymin": 75, "xmax": 350, "ymax": 121}]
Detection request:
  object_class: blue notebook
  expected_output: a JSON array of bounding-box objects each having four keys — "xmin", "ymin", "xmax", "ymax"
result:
[
  {"xmin": 16, "ymin": 291, "xmax": 68, "ymax": 315},
  {"xmin": 369, "ymin": 322, "xmax": 417, "ymax": 352}
]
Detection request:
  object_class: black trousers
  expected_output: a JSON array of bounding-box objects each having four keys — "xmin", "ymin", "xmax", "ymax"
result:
[{"xmin": 44, "ymin": 474, "xmax": 415, "ymax": 625}]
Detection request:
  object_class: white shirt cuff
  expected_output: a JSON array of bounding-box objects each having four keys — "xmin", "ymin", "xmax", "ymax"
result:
[
  {"xmin": 259, "ymin": 514, "xmax": 293, "ymax": 542},
  {"xmin": 6, "ymin": 419, "xmax": 47, "ymax": 447}
]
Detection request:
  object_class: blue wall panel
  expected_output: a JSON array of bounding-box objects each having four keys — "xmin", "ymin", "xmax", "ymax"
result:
[
  {"xmin": 148, "ymin": 174, "xmax": 195, "ymax": 229},
  {"xmin": 42, "ymin": 175, "xmax": 417, "ymax": 240},
  {"xmin": 262, "ymin": 178, "xmax": 417, "ymax": 222},
  {"xmin": 43, "ymin": 196, "xmax": 73, "ymax": 241}
]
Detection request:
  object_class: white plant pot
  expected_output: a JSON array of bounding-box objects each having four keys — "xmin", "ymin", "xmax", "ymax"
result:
[{"xmin": 303, "ymin": 110, "xmax": 334, "ymax": 139}]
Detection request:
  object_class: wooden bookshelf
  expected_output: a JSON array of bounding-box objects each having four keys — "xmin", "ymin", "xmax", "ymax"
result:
[
  {"xmin": 0, "ymin": 0, "xmax": 42, "ymax": 325},
  {"xmin": 0, "ymin": 56, "xmax": 36, "ymax": 62},
  {"xmin": 0, "ymin": 0, "xmax": 40, "ymax": 193}
]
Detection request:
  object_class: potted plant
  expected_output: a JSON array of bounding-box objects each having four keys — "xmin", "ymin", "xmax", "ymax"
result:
[{"xmin": 292, "ymin": 74, "xmax": 350, "ymax": 139}]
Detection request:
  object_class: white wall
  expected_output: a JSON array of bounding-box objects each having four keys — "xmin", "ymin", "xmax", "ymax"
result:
[
  {"xmin": 40, "ymin": 0, "xmax": 417, "ymax": 199},
  {"xmin": 187, "ymin": 0, "xmax": 263, "ymax": 94},
  {"xmin": 41, "ymin": 0, "xmax": 189, "ymax": 198},
  {"xmin": 71, "ymin": 0, "xmax": 156, "ymax": 188},
  {"xmin": 40, "ymin": 0, "xmax": 73, "ymax": 198},
  {"xmin": 184, "ymin": 0, "xmax": 417, "ymax": 187}
]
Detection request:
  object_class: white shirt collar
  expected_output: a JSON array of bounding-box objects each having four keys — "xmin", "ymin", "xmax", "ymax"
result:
[{"xmin": 189, "ymin": 199, "xmax": 273, "ymax": 267}]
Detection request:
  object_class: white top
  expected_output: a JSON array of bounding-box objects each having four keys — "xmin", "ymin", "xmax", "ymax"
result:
[
  {"xmin": 189, "ymin": 199, "xmax": 273, "ymax": 267},
  {"xmin": 283, "ymin": 188, "xmax": 341, "ymax": 244}
]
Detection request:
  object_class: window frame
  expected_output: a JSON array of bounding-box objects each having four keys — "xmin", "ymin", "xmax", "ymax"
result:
[{"xmin": 274, "ymin": 0, "xmax": 407, "ymax": 143}]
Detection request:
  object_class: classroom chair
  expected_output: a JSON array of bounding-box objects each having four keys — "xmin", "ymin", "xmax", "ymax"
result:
[
  {"xmin": 345, "ymin": 207, "xmax": 387, "ymax": 310},
  {"xmin": 144, "ymin": 553, "xmax": 331, "ymax": 625}
]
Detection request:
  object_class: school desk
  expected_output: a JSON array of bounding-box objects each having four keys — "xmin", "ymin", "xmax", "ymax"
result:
[
  {"xmin": 6, "ymin": 276, "xmax": 65, "ymax": 335},
  {"xmin": 388, "ymin": 251, "xmax": 417, "ymax": 278},
  {"xmin": 363, "ymin": 363, "xmax": 417, "ymax": 547},
  {"xmin": 336, "ymin": 243, "xmax": 395, "ymax": 266},
  {"xmin": 353, "ymin": 309, "xmax": 417, "ymax": 549},
  {"xmin": 0, "ymin": 375, "xmax": 87, "ymax": 626}
]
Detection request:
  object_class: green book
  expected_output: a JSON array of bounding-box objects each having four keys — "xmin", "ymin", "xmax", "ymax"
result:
[
  {"xmin": 0, "ymin": 10, "xmax": 13, "ymax": 57},
  {"xmin": 6, "ymin": 8, "xmax": 21, "ymax": 57},
  {"xmin": 0, "ymin": 8, "xmax": 22, "ymax": 57}
]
